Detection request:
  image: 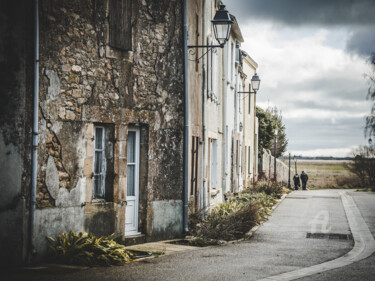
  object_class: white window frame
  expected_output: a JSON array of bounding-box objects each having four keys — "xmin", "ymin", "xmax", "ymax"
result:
[{"xmin": 93, "ymin": 126, "xmax": 106, "ymax": 200}]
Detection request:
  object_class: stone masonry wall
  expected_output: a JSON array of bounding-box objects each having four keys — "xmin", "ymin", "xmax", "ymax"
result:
[
  {"xmin": 36, "ymin": 0, "xmax": 184, "ymax": 242},
  {"xmin": 260, "ymin": 149, "xmax": 289, "ymax": 185}
]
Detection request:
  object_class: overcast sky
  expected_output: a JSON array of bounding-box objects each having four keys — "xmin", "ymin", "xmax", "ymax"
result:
[{"xmin": 225, "ymin": 0, "xmax": 375, "ymax": 157}]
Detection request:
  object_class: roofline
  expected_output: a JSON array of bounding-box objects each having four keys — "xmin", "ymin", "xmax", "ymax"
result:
[
  {"xmin": 241, "ymin": 50, "xmax": 258, "ymax": 69},
  {"xmin": 230, "ymin": 14, "xmax": 244, "ymax": 42}
]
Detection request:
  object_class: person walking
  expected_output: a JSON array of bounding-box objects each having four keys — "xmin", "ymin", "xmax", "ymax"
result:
[
  {"xmin": 293, "ymin": 173, "xmax": 300, "ymax": 190},
  {"xmin": 300, "ymin": 171, "xmax": 308, "ymax": 190}
]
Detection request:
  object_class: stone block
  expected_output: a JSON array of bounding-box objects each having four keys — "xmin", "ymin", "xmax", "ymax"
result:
[
  {"xmin": 86, "ymin": 177, "xmax": 93, "ymax": 202},
  {"xmin": 62, "ymin": 64, "xmax": 71, "ymax": 72},
  {"xmin": 83, "ymin": 157, "xmax": 93, "ymax": 177},
  {"xmin": 85, "ymin": 123, "xmax": 94, "ymax": 139},
  {"xmin": 86, "ymin": 139, "xmax": 93, "ymax": 157},
  {"xmin": 71, "ymin": 65, "xmax": 82, "ymax": 73}
]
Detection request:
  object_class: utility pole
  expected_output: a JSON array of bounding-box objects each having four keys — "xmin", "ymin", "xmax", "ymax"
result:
[
  {"xmin": 288, "ymin": 153, "xmax": 291, "ymax": 188},
  {"xmin": 274, "ymin": 129, "xmax": 278, "ymax": 182}
]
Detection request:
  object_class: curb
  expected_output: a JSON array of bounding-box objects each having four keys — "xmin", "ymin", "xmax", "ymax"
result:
[{"xmin": 255, "ymin": 190, "xmax": 375, "ymax": 281}]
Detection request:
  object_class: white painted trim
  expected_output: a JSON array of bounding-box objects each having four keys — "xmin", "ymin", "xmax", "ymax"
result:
[{"xmin": 125, "ymin": 128, "xmax": 141, "ymax": 236}]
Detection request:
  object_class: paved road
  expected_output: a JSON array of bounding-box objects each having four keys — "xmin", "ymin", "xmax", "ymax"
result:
[
  {"xmin": 5, "ymin": 190, "xmax": 375, "ymax": 281},
  {"xmin": 296, "ymin": 191, "xmax": 375, "ymax": 281}
]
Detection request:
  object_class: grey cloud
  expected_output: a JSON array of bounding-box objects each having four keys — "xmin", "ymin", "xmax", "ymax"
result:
[
  {"xmin": 285, "ymin": 116, "xmax": 365, "ymax": 150},
  {"xmin": 225, "ymin": 0, "xmax": 375, "ymax": 26},
  {"xmin": 346, "ymin": 26, "xmax": 375, "ymax": 57},
  {"xmin": 225, "ymin": 0, "xmax": 375, "ymax": 57}
]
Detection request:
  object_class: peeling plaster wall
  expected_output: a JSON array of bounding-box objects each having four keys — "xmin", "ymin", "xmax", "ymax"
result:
[
  {"xmin": 151, "ymin": 200, "xmax": 183, "ymax": 239},
  {"xmin": 34, "ymin": 0, "xmax": 184, "ymax": 256},
  {"xmin": 0, "ymin": 1, "xmax": 33, "ymax": 266},
  {"xmin": 1, "ymin": 0, "xmax": 184, "ymax": 264}
]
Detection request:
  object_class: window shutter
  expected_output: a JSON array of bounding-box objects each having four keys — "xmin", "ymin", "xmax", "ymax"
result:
[{"xmin": 109, "ymin": 0, "xmax": 132, "ymax": 50}]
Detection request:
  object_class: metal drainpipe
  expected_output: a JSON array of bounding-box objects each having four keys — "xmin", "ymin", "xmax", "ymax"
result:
[
  {"xmin": 233, "ymin": 44, "xmax": 239, "ymax": 193},
  {"xmin": 183, "ymin": 0, "xmax": 189, "ymax": 234},
  {"xmin": 222, "ymin": 39, "xmax": 227, "ymax": 196},
  {"xmin": 200, "ymin": 0, "xmax": 207, "ymax": 218},
  {"xmin": 29, "ymin": 0, "xmax": 39, "ymax": 261},
  {"xmin": 253, "ymin": 92, "xmax": 257, "ymax": 185}
]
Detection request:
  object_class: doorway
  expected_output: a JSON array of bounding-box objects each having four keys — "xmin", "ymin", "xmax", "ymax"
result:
[{"xmin": 125, "ymin": 128, "xmax": 140, "ymax": 236}]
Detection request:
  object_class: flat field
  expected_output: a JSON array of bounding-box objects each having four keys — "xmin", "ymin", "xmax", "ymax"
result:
[{"xmin": 284, "ymin": 159, "xmax": 360, "ymax": 189}]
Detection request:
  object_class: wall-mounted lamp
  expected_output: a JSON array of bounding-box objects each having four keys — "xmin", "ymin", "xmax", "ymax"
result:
[
  {"xmin": 188, "ymin": 5, "xmax": 233, "ymax": 61},
  {"xmin": 238, "ymin": 73, "xmax": 261, "ymax": 95}
]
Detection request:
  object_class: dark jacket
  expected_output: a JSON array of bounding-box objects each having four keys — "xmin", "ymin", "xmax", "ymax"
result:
[
  {"xmin": 293, "ymin": 174, "xmax": 300, "ymax": 186},
  {"xmin": 301, "ymin": 172, "xmax": 308, "ymax": 183}
]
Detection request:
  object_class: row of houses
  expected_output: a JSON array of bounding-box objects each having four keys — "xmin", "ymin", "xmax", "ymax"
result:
[{"xmin": 0, "ymin": 0, "xmax": 260, "ymax": 265}]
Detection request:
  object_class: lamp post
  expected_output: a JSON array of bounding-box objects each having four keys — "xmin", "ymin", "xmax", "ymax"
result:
[
  {"xmin": 274, "ymin": 128, "xmax": 278, "ymax": 182},
  {"xmin": 369, "ymin": 138, "xmax": 375, "ymax": 191},
  {"xmin": 288, "ymin": 153, "xmax": 291, "ymax": 189},
  {"xmin": 187, "ymin": 4, "xmax": 233, "ymax": 61},
  {"xmin": 294, "ymin": 155, "xmax": 297, "ymax": 174},
  {"xmin": 238, "ymin": 73, "xmax": 261, "ymax": 185}
]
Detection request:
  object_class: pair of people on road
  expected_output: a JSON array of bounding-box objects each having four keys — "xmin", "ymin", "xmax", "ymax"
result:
[{"xmin": 293, "ymin": 171, "xmax": 308, "ymax": 190}]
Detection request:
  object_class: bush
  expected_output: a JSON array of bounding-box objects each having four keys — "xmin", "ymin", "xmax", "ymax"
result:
[
  {"xmin": 246, "ymin": 181, "xmax": 284, "ymax": 198},
  {"xmin": 46, "ymin": 231, "xmax": 132, "ymax": 266},
  {"xmin": 199, "ymin": 200, "xmax": 260, "ymax": 241},
  {"xmin": 188, "ymin": 181, "xmax": 288, "ymax": 243}
]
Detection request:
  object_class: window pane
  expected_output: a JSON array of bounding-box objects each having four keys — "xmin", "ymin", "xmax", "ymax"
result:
[
  {"xmin": 95, "ymin": 151, "xmax": 102, "ymax": 173},
  {"xmin": 127, "ymin": 165, "xmax": 135, "ymax": 196},
  {"xmin": 95, "ymin": 128, "xmax": 103, "ymax": 149},
  {"xmin": 94, "ymin": 175, "xmax": 103, "ymax": 198},
  {"xmin": 127, "ymin": 131, "xmax": 136, "ymax": 163}
]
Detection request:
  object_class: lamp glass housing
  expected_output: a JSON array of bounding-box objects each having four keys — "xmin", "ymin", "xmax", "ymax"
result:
[
  {"xmin": 251, "ymin": 73, "xmax": 261, "ymax": 92},
  {"xmin": 212, "ymin": 5, "xmax": 233, "ymax": 45}
]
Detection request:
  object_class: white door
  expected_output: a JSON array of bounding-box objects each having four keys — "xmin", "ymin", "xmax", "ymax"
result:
[{"xmin": 125, "ymin": 128, "xmax": 140, "ymax": 236}]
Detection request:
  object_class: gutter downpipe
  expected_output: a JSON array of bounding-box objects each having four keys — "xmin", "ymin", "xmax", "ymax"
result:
[
  {"xmin": 29, "ymin": 0, "xmax": 39, "ymax": 262},
  {"xmin": 233, "ymin": 44, "xmax": 239, "ymax": 194},
  {"xmin": 200, "ymin": 0, "xmax": 207, "ymax": 218},
  {"xmin": 183, "ymin": 0, "xmax": 189, "ymax": 234}
]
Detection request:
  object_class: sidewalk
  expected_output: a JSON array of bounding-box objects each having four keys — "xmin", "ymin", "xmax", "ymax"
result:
[{"xmin": 5, "ymin": 190, "xmax": 374, "ymax": 281}]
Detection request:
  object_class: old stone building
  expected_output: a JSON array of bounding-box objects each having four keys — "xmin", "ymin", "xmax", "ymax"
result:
[
  {"xmin": 0, "ymin": 0, "xmax": 185, "ymax": 265},
  {"xmin": 0, "ymin": 0, "xmax": 262, "ymax": 267}
]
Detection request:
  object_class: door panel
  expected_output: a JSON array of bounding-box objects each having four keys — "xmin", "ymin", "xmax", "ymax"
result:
[{"xmin": 125, "ymin": 128, "xmax": 140, "ymax": 236}]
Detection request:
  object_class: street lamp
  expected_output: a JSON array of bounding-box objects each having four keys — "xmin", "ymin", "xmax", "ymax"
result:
[
  {"xmin": 288, "ymin": 153, "xmax": 291, "ymax": 189},
  {"xmin": 188, "ymin": 4, "xmax": 233, "ymax": 57},
  {"xmin": 211, "ymin": 5, "xmax": 233, "ymax": 47},
  {"xmin": 274, "ymin": 128, "xmax": 278, "ymax": 182},
  {"xmin": 237, "ymin": 73, "xmax": 261, "ymax": 186},
  {"xmin": 294, "ymin": 155, "xmax": 297, "ymax": 174}
]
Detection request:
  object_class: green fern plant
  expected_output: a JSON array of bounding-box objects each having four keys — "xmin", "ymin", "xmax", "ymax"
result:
[{"xmin": 46, "ymin": 231, "xmax": 132, "ymax": 266}]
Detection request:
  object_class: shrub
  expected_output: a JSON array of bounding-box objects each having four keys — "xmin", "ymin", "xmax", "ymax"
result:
[
  {"xmin": 246, "ymin": 181, "xmax": 284, "ymax": 198},
  {"xmin": 46, "ymin": 231, "xmax": 132, "ymax": 266},
  {"xmin": 197, "ymin": 200, "xmax": 260, "ymax": 241}
]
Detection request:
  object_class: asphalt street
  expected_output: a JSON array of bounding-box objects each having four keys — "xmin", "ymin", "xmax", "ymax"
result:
[{"xmin": 5, "ymin": 190, "xmax": 375, "ymax": 281}]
